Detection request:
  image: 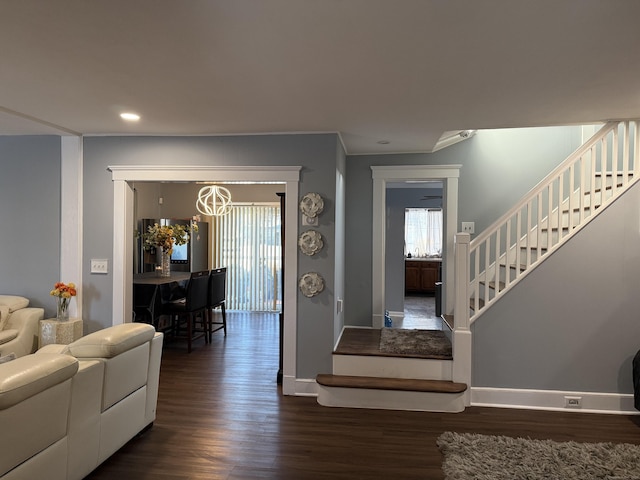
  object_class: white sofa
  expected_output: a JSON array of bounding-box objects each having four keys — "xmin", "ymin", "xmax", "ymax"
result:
[
  {"xmin": 0, "ymin": 295, "xmax": 44, "ymax": 358},
  {"xmin": 0, "ymin": 323, "xmax": 163, "ymax": 480}
]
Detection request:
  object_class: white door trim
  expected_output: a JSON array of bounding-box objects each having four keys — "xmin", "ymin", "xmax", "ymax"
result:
[
  {"xmin": 108, "ymin": 165, "xmax": 301, "ymax": 395},
  {"xmin": 60, "ymin": 136, "xmax": 83, "ymax": 319},
  {"xmin": 371, "ymin": 165, "xmax": 461, "ymax": 327}
]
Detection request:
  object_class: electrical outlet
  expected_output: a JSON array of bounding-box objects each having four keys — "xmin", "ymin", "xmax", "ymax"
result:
[
  {"xmin": 302, "ymin": 214, "xmax": 318, "ymax": 226},
  {"xmin": 91, "ymin": 259, "xmax": 108, "ymax": 274},
  {"xmin": 461, "ymin": 222, "xmax": 475, "ymax": 234},
  {"xmin": 564, "ymin": 396, "xmax": 582, "ymax": 408}
]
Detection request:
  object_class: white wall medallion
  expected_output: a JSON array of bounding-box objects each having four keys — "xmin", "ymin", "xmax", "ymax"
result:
[
  {"xmin": 298, "ymin": 272, "xmax": 325, "ymax": 297},
  {"xmin": 298, "ymin": 230, "xmax": 323, "ymax": 256},
  {"xmin": 299, "ymin": 192, "xmax": 324, "ymax": 218}
]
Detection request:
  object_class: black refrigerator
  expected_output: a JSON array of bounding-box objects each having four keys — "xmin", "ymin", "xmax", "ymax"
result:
[{"xmin": 137, "ymin": 218, "xmax": 209, "ymax": 273}]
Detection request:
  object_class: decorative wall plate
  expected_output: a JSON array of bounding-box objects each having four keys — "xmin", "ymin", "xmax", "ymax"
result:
[
  {"xmin": 299, "ymin": 192, "xmax": 324, "ymax": 218},
  {"xmin": 298, "ymin": 272, "xmax": 324, "ymax": 297},
  {"xmin": 298, "ymin": 230, "xmax": 323, "ymax": 256}
]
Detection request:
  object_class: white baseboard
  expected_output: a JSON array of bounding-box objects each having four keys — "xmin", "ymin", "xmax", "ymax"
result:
[
  {"xmin": 472, "ymin": 387, "xmax": 640, "ymax": 415},
  {"xmin": 293, "ymin": 378, "xmax": 318, "ymax": 397},
  {"xmin": 289, "ymin": 381, "xmax": 640, "ymax": 416}
]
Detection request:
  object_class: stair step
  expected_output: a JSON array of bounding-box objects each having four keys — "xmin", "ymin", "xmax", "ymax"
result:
[
  {"xmin": 479, "ymin": 280, "xmax": 505, "ymax": 291},
  {"xmin": 316, "ymin": 374, "xmax": 467, "ymax": 393},
  {"xmin": 500, "ymin": 262, "xmax": 527, "ymax": 272},
  {"xmin": 469, "ymin": 297, "xmax": 485, "ymax": 311},
  {"xmin": 316, "ymin": 374, "xmax": 468, "ymax": 412}
]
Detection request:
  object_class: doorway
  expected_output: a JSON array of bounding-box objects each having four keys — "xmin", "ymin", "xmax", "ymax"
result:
[
  {"xmin": 109, "ymin": 165, "xmax": 301, "ymax": 396},
  {"xmin": 371, "ymin": 165, "xmax": 461, "ymax": 329},
  {"xmin": 386, "ymin": 183, "xmax": 444, "ymax": 330}
]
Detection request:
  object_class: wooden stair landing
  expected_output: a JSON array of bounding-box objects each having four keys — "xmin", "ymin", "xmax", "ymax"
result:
[
  {"xmin": 335, "ymin": 327, "xmax": 452, "ymax": 360},
  {"xmin": 320, "ymin": 327, "xmax": 466, "ymax": 412}
]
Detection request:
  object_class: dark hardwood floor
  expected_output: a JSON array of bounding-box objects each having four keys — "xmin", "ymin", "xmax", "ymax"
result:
[{"xmin": 87, "ymin": 311, "xmax": 640, "ymax": 479}]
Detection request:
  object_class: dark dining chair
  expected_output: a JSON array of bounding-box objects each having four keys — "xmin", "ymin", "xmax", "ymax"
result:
[
  {"xmin": 133, "ymin": 283, "xmax": 163, "ymax": 329},
  {"xmin": 164, "ymin": 270, "xmax": 210, "ymax": 352},
  {"xmin": 207, "ymin": 267, "xmax": 227, "ymax": 342}
]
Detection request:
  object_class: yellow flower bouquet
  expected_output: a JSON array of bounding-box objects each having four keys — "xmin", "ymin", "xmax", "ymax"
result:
[
  {"xmin": 139, "ymin": 220, "xmax": 198, "ymax": 277},
  {"xmin": 140, "ymin": 222, "xmax": 197, "ymax": 255},
  {"xmin": 50, "ymin": 281, "xmax": 77, "ymax": 321}
]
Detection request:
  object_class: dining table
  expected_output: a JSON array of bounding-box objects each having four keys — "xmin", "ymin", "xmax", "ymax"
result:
[
  {"xmin": 133, "ymin": 271, "xmax": 191, "ymax": 308},
  {"xmin": 133, "ymin": 271, "xmax": 191, "ymax": 286}
]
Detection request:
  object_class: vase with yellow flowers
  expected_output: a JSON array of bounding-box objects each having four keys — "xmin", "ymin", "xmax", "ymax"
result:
[
  {"xmin": 140, "ymin": 221, "xmax": 198, "ymax": 277},
  {"xmin": 50, "ymin": 281, "xmax": 77, "ymax": 321}
]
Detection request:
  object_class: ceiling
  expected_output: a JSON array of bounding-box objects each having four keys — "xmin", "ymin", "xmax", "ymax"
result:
[{"xmin": 1, "ymin": 1, "xmax": 639, "ymax": 155}]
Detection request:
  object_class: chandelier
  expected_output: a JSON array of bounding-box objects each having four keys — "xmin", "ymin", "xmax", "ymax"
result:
[{"xmin": 196, "ymin": 185, "xmax": 233, "ymax": 216}]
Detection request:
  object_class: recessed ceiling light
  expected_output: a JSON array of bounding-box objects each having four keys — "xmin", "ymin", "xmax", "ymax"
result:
[
  {"xmin": 120, "ymin": 112, "xmax": 140, "ymax": 121},
  {"xmin": 377, "ymin": 140, "xmax": 390, "ymax": 145}
]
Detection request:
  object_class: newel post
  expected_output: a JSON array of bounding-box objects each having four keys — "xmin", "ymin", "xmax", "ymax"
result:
[
  {"xmin": 454, "ymin": 233, "xmax": 470, "ymax": 331},
  {"xmin": 453, "ymin": 232, "xmax": 472, "ymax": 402}
]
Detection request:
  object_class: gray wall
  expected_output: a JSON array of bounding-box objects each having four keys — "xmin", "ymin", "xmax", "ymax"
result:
[
  {"xmin": 473, "ymin": 182, "xmax": 640, "ymax": 394},
  {"xmin": 82, "ymin": 134, "xmax": 340, "ymax": 378},
  {"xmin": 0, "ymin": 136, "xmax": 61, "ymax": 316},
  {"xmin": 345, "ymin": 126, "xmax": 585, "ymax": 326}
]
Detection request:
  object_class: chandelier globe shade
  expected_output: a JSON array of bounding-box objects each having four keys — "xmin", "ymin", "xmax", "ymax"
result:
[{"xmin": 196, "ymin": 185, "xmax": 233, "ymax": 216}]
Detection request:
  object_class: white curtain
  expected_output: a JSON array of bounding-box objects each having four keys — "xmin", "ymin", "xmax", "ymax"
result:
[
  {"xmin": 212, "ymin": 203, "xmax": 282, "ymax": 311},
  {"xmin": 404, "ymin": 208, "xmax": 443, "ymax": 258}
]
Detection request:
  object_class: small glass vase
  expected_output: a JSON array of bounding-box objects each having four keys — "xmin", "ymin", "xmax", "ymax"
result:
[
  {"xmin": 160, "ymin": 248, "xmax": 171, "ymax": 278},
  {"xmin": 56, "ymin": 297, "xmax": 70, "ymax": 321}
]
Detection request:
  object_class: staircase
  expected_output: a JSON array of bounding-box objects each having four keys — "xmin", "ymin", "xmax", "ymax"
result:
[
  {"xmin": 451, "ymin": 120, "xmax": 640, "ymax": 399},
  {"xmin": 317, "ymin": 121, "xmax": 640, "ymax": 413},
  {"xmin": 316, "ymin": 327, "xmax": 466, "ymax": 412}
]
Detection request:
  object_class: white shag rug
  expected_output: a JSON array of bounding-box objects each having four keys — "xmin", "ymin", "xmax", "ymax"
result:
[{"xmin": 437, "ymin": 431, "xmax": 640, "ymax": 480}]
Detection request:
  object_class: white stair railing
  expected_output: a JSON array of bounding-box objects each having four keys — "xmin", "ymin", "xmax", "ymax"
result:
[{"xmin": 455, "ymin": 121, "xmax": 640, "ymax": 330}]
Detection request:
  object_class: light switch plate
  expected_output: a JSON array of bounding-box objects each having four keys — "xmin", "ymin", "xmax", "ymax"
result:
[{"xmin": 91, "ymin": 259, "xmax": 108, "ymax": 274}]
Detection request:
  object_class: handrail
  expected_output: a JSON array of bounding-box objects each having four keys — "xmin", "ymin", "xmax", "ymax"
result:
[
  {"xmin": 456, "ymin": 121, "xmax": 640, "ymax": 327},
  {"xmin": 471, "ymin": 122, "xmax": 617, "ymax": 248}
]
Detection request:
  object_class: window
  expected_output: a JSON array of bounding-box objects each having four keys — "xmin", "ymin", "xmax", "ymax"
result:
[
  {"xmin": 212, "ymin": 204, "xmax": 282, "ymax": 311},
  {"xmin": 404, "ymin": 208, "xmax": 442, "ymax": 258}
]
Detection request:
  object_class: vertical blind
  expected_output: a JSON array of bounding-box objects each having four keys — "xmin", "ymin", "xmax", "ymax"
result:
[{"xmin": 212, "ymin": 203, "xmax": 282, "ymax": 311}]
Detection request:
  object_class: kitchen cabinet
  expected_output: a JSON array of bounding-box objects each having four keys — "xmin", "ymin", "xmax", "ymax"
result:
[{"xmin": 405, "ymin": 260, "xmax": 440, "ymax": 294}]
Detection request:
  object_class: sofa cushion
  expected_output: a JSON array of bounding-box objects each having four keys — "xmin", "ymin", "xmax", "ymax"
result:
[
  {"xmin": 68, "ymin": 323, "xmax": 155, "ymax": 359},
  {"xmin": 0, "ymin": 353, "xmax": 78, "ymax": 409},
  {"xmin": 0, "ymin": 295, "xmax": 29, "ymax": 313},
  {"xmin": 0, "ymin": 329, "xmax": 18, "ymax": 345}
]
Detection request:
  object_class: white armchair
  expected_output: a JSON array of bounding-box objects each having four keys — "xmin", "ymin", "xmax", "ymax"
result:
[{"xmin": 0, "ymin": 295, "xmax": 44, "ymax": 358}]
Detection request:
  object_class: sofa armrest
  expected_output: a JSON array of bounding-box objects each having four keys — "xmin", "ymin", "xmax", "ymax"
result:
[
  {"xmin": 145, "ymin": 332, "xmax": 164, "ymax": 425},
  {"xmin": 36, "ymin": 344, "xmax": 70, "ymax": 355},
  {"xmin": 0, "ymin": 329, "xmax": 18, "ymax": 345},
  {"xmin": 67, "ymin": 323, "xmax": 155, "ymax": 358},
  {"xmin": 0, "ymin": 307, "xmax": 43, "ymax": 358},
  {"xmin": 0, "ymin": 353, "xmax": 78, "ymax": 409}
]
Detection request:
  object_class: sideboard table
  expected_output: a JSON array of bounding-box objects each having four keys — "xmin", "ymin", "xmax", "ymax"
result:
[{"xmin": 39, "ymin": 317, "xmax": 83, "ymax": 348}]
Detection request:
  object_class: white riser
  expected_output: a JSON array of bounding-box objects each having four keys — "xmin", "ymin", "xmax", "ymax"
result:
[
  {"xmin": 332, "ymin": 354, "xmax": 452, "ymax": 381},
  {"xmin": 317, "ymin": 384, "xmax": 465, "ymax": 412}
]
